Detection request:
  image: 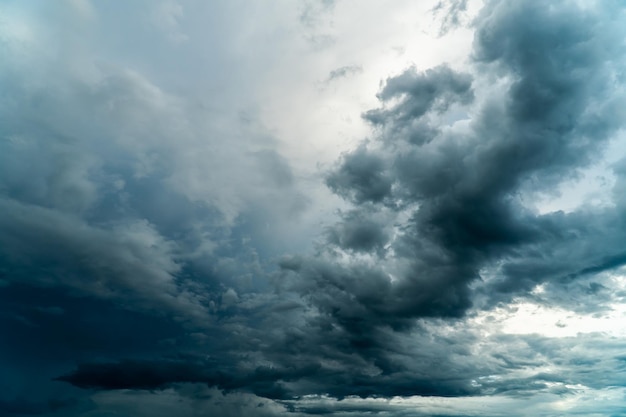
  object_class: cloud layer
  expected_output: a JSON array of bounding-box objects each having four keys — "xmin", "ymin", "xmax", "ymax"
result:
[{"xmin": 1, "ymin": 0, "xmax": 626, "ymax": 416}]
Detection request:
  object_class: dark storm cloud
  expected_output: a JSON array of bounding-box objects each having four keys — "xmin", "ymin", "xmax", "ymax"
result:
[
  {"xmin": 326, "ymin": 146, "xmax": 393, "ymax": 204},
  {"xmin": 57, "ymin": 360, "xmax": 216, "ymax": 390},
  {"xmin": 0, "ymin": 198, "xmax": 208, "ymax": 318},
  {"xmin": 363, "ymin": 64, "xmax": 473, "ymax": 129},
  {"xmin": 59, "ymin": 356, "xmax": 327, "ymax": 400},
  {"xmin": 3, "ymin": 0, "xmax": 626, "ymax": 415},
  {"xmin": 307, "ymin": 0, "xmax": 626, "ymax": 320},
  {"xmin": 0, "ymin": 24, "xmax": 307, "ymax": 312},
  {"xmin": 0, "ymin": 2, "xmax": 308, "ymax": 414},
  {"xmin": 325, "ymin": 208, "xmax": 391, "ymax": 254},
  {"xmin": 54, "ymin": 0, "xmax": 626, "ymax": 405},
  {"xmin": 0, "ymin": 283, "xmax": 193, "ymax": 417},
  {"xmin": 56, "ymin": 272, "xmax": 486, "ymax": 401},
  {"xmin": 271, "ymin": 0, "xmax": 626, "ymax": 401},
  {"xmin": 470, "ymin": 0, "xmax": 626, "ymax": 301}
]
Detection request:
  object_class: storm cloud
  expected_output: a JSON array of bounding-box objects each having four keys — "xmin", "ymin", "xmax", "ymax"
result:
[
  {"xmin": 305, "ymin": 0, "xmax": 626, "ymax": 321},
  {"xmin": 2, "ymin": 1, "xmax": 626, "ymax": 416}
]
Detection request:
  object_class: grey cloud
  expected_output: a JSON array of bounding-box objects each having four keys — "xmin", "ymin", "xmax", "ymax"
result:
[
  {"xmin": 432, "ymin": 0, "xmax": 469, "ymax": 36},
  {"xmin": 299, "ymin": 0, "xmax": 337, "ymax": 49},
  {"xmin": 0, "ymin": 3, "xmax": 314, "ymax": 413},
  {"xmin": 58, "ymin": 357, "xmax": 323, "ymax": 400},
  {"xmin": 326, "ymin": 146, "xmax": 393, "ymax": 204},
  {"xmin": 0, "ymin": 20, "xmax": 309, "ymax": 310},
  {"xmin": 309, "ymin": 0, "xmax": 626, "ymax": 323},
  {"xmin": 363, "ymin": 65, "xmax": 473, "ymax": 127},
  {"xmin": 0, "ymin": 397, "xmax": 86, "ymax": 417},
  {"xmin": 476, "ymin": 332, "xmax": 626, "ymax": 397},
  {"xmin": 0, "ymin": 283, "xmax": 191, "ymax": 417},
  {"xmin": 57, "ymin": 359, "xmax": 218, "ymax": 391},
  {"xmin": 325, "ymin": 208, "xmax": 391, "ymax": 254},
  {"xmin": 86, "ymin": 385, "xmax": 295, "ymax": 417},
  {"xmin": 252, "ymin": 150, "xmax": 296, "ymax": 188},
  {"xmin": 3, "ymin": 0, "xmax": 626, "ymax": 415},
  {"xmin": 67, "ymin": 0, "xmax": 626, "ymax": 407},
  {"xmin": 300, "ymin": 0, "xmax": 336, "ymax": 28},
  {"xmin": 0, "ymin": 198, "xmax": 206, "ymax": 319},
  {"xmin": 273, "ymin": 0, "xmax": 626, "ymax": 402},
  {"xmin": 325, "ymin": 65, "xmax": 363, "ymax": 83}
]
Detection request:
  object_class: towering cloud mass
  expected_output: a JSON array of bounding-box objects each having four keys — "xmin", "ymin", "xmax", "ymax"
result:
[{"xmin": 1, "ymin": 0, "xmax": 626, "ymax": 416}]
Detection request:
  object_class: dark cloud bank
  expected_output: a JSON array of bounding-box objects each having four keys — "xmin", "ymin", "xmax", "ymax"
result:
[{"xmin": 2, "ymin": 1, "xmax": 626, "ymax": 416}]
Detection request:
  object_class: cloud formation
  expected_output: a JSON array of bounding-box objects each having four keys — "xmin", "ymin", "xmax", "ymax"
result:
[
  {"xmin": 1, "ymin": 1, "xmax": 626, "ymax": 416},
  {"xmin": 279, "ymin": 0, "xmax": 626, "ymax": 402}
]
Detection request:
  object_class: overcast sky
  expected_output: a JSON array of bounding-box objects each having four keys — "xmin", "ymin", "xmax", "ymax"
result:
[{"xmin": 2, "ymin": 1, "xmax": 626, "ymax": 416}]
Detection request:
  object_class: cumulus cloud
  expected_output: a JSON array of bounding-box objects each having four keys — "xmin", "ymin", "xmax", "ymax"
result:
[
  {"xmin": 2, "ymin": 1, "xmax": 626, "ymax": 416},
  {"xmin": 296, "ymin": 0, "xmax": 626, "ymax": 322},
  {"xmin": 275, "ymin": 0, "xmax": 626, "ymax": 401}
]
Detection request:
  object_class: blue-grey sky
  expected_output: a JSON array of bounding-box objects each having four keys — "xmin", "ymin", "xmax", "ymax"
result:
[{"xmin": 2, "ymin": 1, "xmax": 626, "ymax": 416}]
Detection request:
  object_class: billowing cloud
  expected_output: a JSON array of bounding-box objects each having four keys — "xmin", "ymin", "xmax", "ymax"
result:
[
  {"xmin": 2, "ymin": 1, "xmax": 626, "ymax": 416},
  {"xmin": 293, "ymin": 0, "xmax": 626, "ymax": 324}
]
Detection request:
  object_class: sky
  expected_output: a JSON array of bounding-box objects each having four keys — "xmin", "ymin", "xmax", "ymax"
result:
[{"xmin": 1, "ymin": 0, "xmax": 626, "ymax": 416}]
